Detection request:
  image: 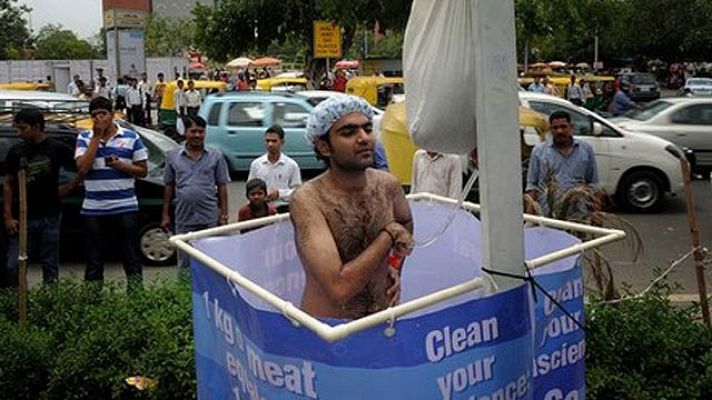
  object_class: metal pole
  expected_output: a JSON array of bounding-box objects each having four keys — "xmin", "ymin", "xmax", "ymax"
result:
[
  {"xmin": 524, "ymin": 40, "xmax": 529, "ymax": 74},
  {"xmin": 594, "ymin": 35, "xmax": 599, "ymax": 68},
  {"xmin": 681, "ymin": 159, "xmax": 710, "ymax": 324},
  {"xmin": 17, "ymin": 166, "xmax": 28, "ymax": 325},
  {"xmin": 114, "ymin": 10, "xmax": 121, "ymax": 80},
  {"xmin": 474, "ymin": 0, "xmax": 525, "ymax": 290}
]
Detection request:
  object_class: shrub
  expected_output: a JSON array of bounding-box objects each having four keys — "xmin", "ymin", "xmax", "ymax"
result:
[{"xmin": 586, "ymin": 289, "xmax": 712, "ymax": 399}]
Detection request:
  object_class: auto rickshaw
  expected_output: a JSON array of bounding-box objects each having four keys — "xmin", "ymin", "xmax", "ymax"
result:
[
  {"xmin": 345, "ymin": 76, "xmax": 404, "ymax": 108},
  {"xmin": 381, "ymin": 100, "xmax": 548, "ymax": 188},
  {"xmin": 256, "ymin": 77, "xmax": 308, "ymax": 92},
  {"xmin": 158, "ymin": 80, "xmax": 227, "ymax": 133},
  {"xmin": 0, "ymin": 82, "xmax": 51, "ymax": 91}
]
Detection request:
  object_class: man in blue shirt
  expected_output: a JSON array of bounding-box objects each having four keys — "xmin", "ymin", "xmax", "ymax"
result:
[
  {"xmin": 528, "ymin": 76, "xmax": 546, "ymax": 93},
  {"xmin": 161, "ymin": 115, "xmax": 230, "ymax": 270},
  {"xmin": 526, "ymin": 110, "xmax": 598, "ymax": 218},
  {"xmin": 75, "ymin": 97, "xmax": 148, "ymax": 288}
]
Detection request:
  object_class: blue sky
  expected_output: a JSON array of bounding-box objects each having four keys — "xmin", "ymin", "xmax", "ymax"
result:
[{"xmin": 22, "ymin": 0, "xmax": 103, "ymax": 40}]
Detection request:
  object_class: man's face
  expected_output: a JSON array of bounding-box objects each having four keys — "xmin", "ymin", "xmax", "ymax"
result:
[
  {"xmin": 177, "ymin": 81, "xmax": 184, "ymax": 89},
  {"xmin": 185, "ymin": 124, "xmax": 205, "ymax": 148},
  {"xmin": 158, "ymin": 74, "xmax": 164, "ymax": 81},
  {"xmin": 141, "ymin": 73, "xmax": 147, "ymax": 81},
  {"xmin": 319, "ymin": 112, "xmax": 374, "ymax": 171},
  {"xmin": 73, "ymin": 75, "xmax": 80, "ymax": 82},
  {"xmin": 550, "ymin": 117, "xmax": 573, "ymax": 146},
  {"xmin": 90, "ymin": 109, "xmax": 113, "ymax": 131},
  {"xmin": 247, "ymin": 187, "xmax": 266, "ymax": 204},
  {"xmin": 264, "ymin": 132, "xmax": 283, "ymax": 155},
  {"xmin": 14, "ymin": 122, "xmax": 37, "ymax": 141},
  {"xmin": 188, "ymin": 82, "xmax": 195, "ymax": 90}
]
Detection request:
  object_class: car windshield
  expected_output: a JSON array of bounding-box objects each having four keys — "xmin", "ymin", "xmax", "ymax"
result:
[
  {"xmin": 631, "ymin": 74, "xmax": 656, "ymax": 84},
  {"xmin": 625, "ymin": 100, "xmax": 673, "ymax": 121}
]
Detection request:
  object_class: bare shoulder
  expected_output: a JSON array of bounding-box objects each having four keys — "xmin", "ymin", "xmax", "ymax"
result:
[{"xmin": 368, "ymin": 169, "xmax": 401, "ymax": 193}]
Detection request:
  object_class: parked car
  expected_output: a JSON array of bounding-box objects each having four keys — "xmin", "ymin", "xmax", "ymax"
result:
[
  {"xmin": 618, "ymin": 72, "xmax": 660, "ymax": 102},
  {"xmin": 680, "ymin": 78, "xmax": 712, "ymax": 97},
  {"xmin": 200, "ymin": 91, "xmax": 322, "ymax": 172},
  {"xmin": 0, "ymin": 118, "xmax": 179, "ymax": 266},
  {"xmin": 519, "ymin": 92, "xmax": 685, "ymax": 212},
  {"xmin": 609, "ymin": 97, "xmax": 712, "ymax": 170}
]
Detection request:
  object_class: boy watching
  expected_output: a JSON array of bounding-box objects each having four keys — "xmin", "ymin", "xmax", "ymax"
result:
[{"xmin": 238, "ymin": 178, "xmax": 278, "ymax": 222}]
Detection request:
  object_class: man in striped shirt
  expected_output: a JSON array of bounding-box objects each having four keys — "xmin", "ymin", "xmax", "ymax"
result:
[{"xmin": 75, "ymin": 97, "xmax": 149, "ymax": 288}]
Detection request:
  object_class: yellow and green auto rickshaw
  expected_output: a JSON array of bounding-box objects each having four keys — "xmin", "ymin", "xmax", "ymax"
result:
[
  {"xmin": 381, "ymin": 101, "xmax": 549, "ymax": 187},
  {"xmin": 346, "ymin": 76, "xmax": 404, "ymax": 109},
  {"xmin": 157, "ymin": 80, "xmax": 227, "ymax": 131},
  {"xmin": 0, "ymin": 82, "xmax": 51, "ymax": 91}
]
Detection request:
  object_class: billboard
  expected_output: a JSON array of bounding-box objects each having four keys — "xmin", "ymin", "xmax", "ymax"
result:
[{"xmin": 106, "ymin": 30, "xmax": 146, "ymax": 79}]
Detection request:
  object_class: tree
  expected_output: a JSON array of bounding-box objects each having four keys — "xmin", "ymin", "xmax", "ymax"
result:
[
  {"xmin": 145, "ymin": 15, "xmax": 195, "ymax": 57},
  {"xmin": 0, "ymin": 0, "xmax": 31, "ymax": 59},
  {"xmin": 33, "ymin": 24, "xmax": 99, "ymax": 60}
]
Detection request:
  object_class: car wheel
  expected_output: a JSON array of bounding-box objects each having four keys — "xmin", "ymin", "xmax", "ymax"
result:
[
  {"xmin": 139, "ymin": 223, "xmax": 176, "ymax": 266},
  {"xmin": 616, "ymin": 170, "xmax": 664, "ymax": 212}
]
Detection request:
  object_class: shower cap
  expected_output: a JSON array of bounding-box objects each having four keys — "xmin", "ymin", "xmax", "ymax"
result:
[{"xmin": 305, "ymin": 95, "xmax": 373, "ymax": 146}]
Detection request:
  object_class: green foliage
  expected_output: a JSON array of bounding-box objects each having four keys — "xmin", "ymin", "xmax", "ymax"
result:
[
  {"xmin": 1, "ymin": 279, "xmax": 711, "ymax": 398},
  {"xmin": 34, "ymin": 24, "xmax": 99, "ymax": 60},
  {"xmin": 0, "ymin": 0, "xmax": 32, "ymax": 60},
  {"xmin": 145, "ymin": 16, "xmax": 195, "ymax": 57},
  {"xmin": 586, "ymin": 290, "xmax": 712, "ymax": 399},
  {"xmin": 0, "ymin": 280, "xmax": 195, "ymax": 400}
]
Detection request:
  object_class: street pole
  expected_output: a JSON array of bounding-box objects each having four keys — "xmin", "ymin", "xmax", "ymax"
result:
[
  {"xmin": 17, "ymin": 163, "xmax": 28, "ymax": 326},
  {"xmin": 524, "ymin": 40, "xmax": 529, "ymax": 74},
  {"xmin": 681, "ymin": 159, "xmax": 710, "ymax": 324},
  {"xmin": 594, "ymin": 35, "xmax": 599, "ymax": 69},
  {"xmin": 114, "ymin": 10, "xmax": 121, "ymax": 80},
  {"xmin": 474, "ymin": 0, "xmax": 525, "ymax": 290}
]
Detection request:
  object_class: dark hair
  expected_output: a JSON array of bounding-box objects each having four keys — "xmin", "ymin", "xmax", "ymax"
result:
[
  {"xmin": 314, "ymin": 134, "xmax": 331, "ymax": 166},
  {"xmin": 265, "ymin": 124, "xmax": 285, "ymax": 140},
  {"xmin": 245, "ymin": 178, "xmax": 267, "ymax": 196},
  {"xmin": 549, "ymin": 110, "xmax": 571, "ymax": 124},
  {"xmin": 182, "ymin": 114, "xmax": 207, "ymax": 130},
  {"xmin": 14, "ymin": 109, "xmax": 45, "ymax": 131},
  {"xmin": 89, "ymin": 96, "xmax": 113, "ymax": 113}
]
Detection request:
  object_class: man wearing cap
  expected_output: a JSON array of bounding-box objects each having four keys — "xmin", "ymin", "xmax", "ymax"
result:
[
  {"xmin": 75, "ymin": 97, "xmax": 149, "ymax": 289},
  {"xmin": 291, "ymin": 95, "xmax": 413, "ymax": 319}
]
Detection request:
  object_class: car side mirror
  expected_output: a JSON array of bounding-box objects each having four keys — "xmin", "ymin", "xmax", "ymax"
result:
[{"xmin": 593, "ymin": 121, "xmax": 604, "ymax": 136}]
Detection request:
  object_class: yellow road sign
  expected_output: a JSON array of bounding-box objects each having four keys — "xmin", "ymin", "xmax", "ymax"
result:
[{"xmin": 313, "ymin": 21, "xmax": 342, "ymax": 59}]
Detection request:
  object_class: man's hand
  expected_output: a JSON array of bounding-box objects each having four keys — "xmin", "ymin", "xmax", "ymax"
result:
[
  {"xmin": 267, "ymin": 189, "xmax": 280, "ymax": 201},
  {"xmin": 386, "ymin": 267, "xmax": 401, "ymax": 307},
  {"xmin": 105, "ymin": 155, "xmax": 121, "ymax": 168},
  {"xmin": 384, "ymin": 222, "xmax": 413, "ymax": 257},
  {"xmin": 160, "ymin": 214, "xmax": 171, "ymax": 232},
  {"xmin": 4, "ymin": 218, "xmax": 18, "ymax": 236}
]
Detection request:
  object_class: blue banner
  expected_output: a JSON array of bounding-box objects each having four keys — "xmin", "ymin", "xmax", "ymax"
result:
[{"xmin": 189, "ymin": 202, "xmax": 585, "ymax": 399}]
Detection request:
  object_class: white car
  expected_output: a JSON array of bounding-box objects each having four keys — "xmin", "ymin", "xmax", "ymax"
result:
[
  {"xmin": 609, "ymin": 97, "xmax": 712, "ymax": 169},
  {"xmin": 519, "ymin": 92, "xmax": 685, "ymax": 212},
  {"xmin": 681, "ymin": 78, "xmax": 712, "ymax": 96}
]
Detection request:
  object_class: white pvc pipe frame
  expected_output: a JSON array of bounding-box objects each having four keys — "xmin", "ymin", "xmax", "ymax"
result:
[{"xmin": 170, "ymin": 193, "xmax": 625, "ymax": 343}]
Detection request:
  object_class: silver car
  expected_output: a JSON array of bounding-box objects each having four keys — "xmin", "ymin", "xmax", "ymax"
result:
[
  {"xmin": 610, "ymin": 97, "xmax": 712, "ymax": 168},
  {"xmin": 681, "ymin": 77, "xmax": 712, "ymax": 96}
]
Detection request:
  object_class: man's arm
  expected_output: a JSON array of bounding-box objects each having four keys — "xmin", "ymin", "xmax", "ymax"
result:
[
  {"xmin": 585, "ymin": 145, "xmax": 599, "ymax": 185},
  {"xmin": 75, "ymin": 134, "xmax": 101, "ymax": 176},
  {"xmin": 278, "ymin": 162, "xmax": 302, "ymax": 202},
  {"xmin": 388, "ymin": 174, "xmax": 413, "ymax": 234},
  {"xmin": 161, "ymin": 183, "xmax": 175, "ymax": 231},
  {"xmin": 291, "ymin": 189, "xmax": 409, "ymax": 303},
  {"xmin": 108, "ymin": 159, "xmax": 147, "ymax": 178},
  {"xmin": 525, "ymin": 147, "xmax": 542, "ymax": 201},
  {"xmin": 3, "ymin": 174, "xmax": 17, "ymax": 235},
  {"xmin": 217, "ymin": 183, "xmax": 229, "ymax": 225}
]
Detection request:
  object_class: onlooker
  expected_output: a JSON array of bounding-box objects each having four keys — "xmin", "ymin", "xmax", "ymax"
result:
[
  {"xmin": 161, "ymin": 115, "xmax": 230, "ymax": 269},
  {"xmin": 45, "ymin": 75, "xmax": 55, "ymax": 92},
  {"xmin": 153, "ymin": 72, "xmax": 167, "ymax": 119},
  {"xmin": 139, "ymin": 72, "xmax": 153, "ymax": 125},
  {"xmin": 373, "ymin": 141, "xmax": 389, "ymax": 171},
  {"xmin": 609, "ymin": 85, "xmax": 639, "ymax": 116},
  {"xmin": 128, "ymin": 64, "xmax": 139, "ymax": 79},
  {"xmin": 247, "ymin": 125, "xmax": 302, "ymax": 213},
  {"xmin": 525, "ymin": 110, "xmax": 598, "ymax": 218},
  {"xmin": 237, "ymin": 178, "xmax": 277, "ymax": 222},
  {"xmin": 94, "ymin": 68, "xmax": 107, "ymax": 89},
  {"xmin": 126, "ymin": 78, "xmax": 145, "ymax": 126},
  {"xmin": 114, "ymin": 77, "xmax": 129, "ymax": 113},
  {"xmin": 566, "ymin": 75, "xmax": 584, "ymax": 106},
  {"xmin": 236, "ymin": 73, "xmax": 250, "ymax": 91},
  {"xmin": 185, "ymin": 80, "xmax": 202, "ymax": 117},
  {"xmin": 410, "ymin": 149, "xmax": 462, "ymax": 198},
  {"xmin": 543, "ymin": 76, "xmax": 558, "ymax": 96},
  {"xmin": 332, "ymin": 70, "xmax": 348, "ymax": 92},
  {"xmin": 75, "ymin": 97, "xmax": 148, "ymax": 289},
  {"xmin": 67, "ymin": 74, "xmax": 80, "ymax": 95},
  {"xmin": 174, "ymin": 79, "xmax": 187, "ymax": 118},
  {"xmin": 528, "ymin": 76, "xmax": 546, "ymax": 93},
  {"xmin": 93, "ymin": 77, "xmax": 112, "ymax": 100},
  {"xmin": 3, "ymin": 109, "xmax": 79, "ymax": 286}
]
